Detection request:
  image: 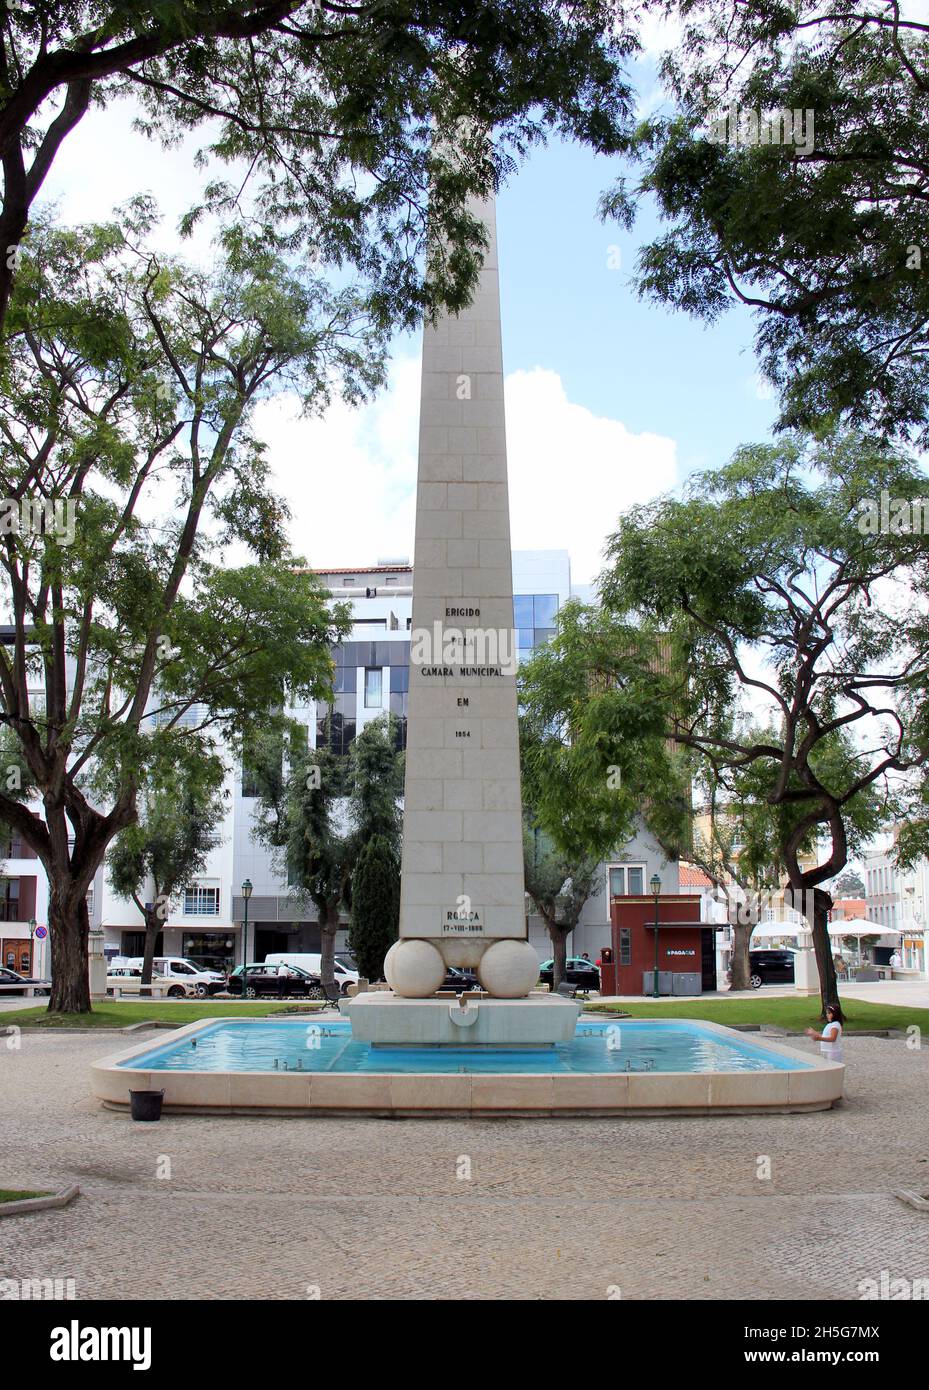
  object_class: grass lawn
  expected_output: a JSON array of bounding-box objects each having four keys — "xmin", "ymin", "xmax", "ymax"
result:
[
  {"xmin": 4, "ymin": 995, "xmax": 927, "ymax": 1034},
  {"xmin": 584, "ymin": 996, "xmax": 929, "ymax": 1032},
  {"xmin": 0, "ymin": 1189, "xmax": 50, "ymax": 1202},
  {"xmin": 0, "ymin": 1000, "xmax": 328, "ymax": 1029}
]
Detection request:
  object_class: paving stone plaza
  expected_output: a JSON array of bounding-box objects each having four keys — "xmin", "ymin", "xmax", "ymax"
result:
[{"xmin": 3, "ymin": 1027, "xmax": 928, "ymax": 1301}]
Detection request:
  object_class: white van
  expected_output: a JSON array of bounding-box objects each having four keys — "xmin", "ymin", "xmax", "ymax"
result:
[
  {"xmin": 265, "ymin": 952, "xmax": 359, "ymax": 994},
  {"xmin": 124, "ymin": 956, "xmax": 225, "ymax": 997}
]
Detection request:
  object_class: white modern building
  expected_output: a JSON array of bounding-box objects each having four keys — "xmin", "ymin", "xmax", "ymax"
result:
[
  {"xmin": 2, "ymin": 550, "xmax": 680, "ymax": 977},
  {"xmin": 865, "ymin": 847, "xmax": 929, "ymax": 976}
]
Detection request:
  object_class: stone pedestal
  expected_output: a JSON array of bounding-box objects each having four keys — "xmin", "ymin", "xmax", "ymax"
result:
[
  {"xmin": 341, "ymin": 992, "xmax": 580, "ymax": 1047},
  {"xmin": 793, "ymin": 947, "xmax": 820, "ymax": 995}
]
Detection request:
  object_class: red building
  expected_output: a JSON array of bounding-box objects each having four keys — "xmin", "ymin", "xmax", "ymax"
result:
[{"xmin": 600, "ymin": 893, "xmax": 716, "ymax": 997}]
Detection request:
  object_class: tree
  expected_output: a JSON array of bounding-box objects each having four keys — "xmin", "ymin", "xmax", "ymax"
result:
[
  {"xmin": 254, "ymin": 714, "xmax": 403, "ymax": 988},
  {"xmin": 689, "ymin": 729, "xmax": 880, "ymax": 991},
  {"xmin": 346, "ymin": 714, "xmax": 403, "ymax": 979},
  {"xmin": 0, "ymin": 207, "xmax": 357, "ymax": 1012},
  {"xmin": 603, "ymin": 2, "xmax": 929, "ymax": 443},
  {"xmin": 0, "ymin": 1, "xmax": 637, "ymax": 336},
  {"xmin": 687, "ymin": 747, "xmax": 786, "ymax": 992},
  {"xmin": 523, "ymin": 822, "xmax": 603, "ymax": 991},
  {"xmin": 599, "ymin": 431, "xmax": 924, "ymax": 1018},
  {"xmin": 833, "ymin": 869, "xmax": 866, "ymax": 899},
  {"xmin": 255, "ymin": 742, "xmax": 353, "ymax": 991},
  {"xmin": 107, "ymin": 766, "xmax": 227, "ymax": 990},
  {"xmin": 349, "ymin": 834, "xmax": 399, "ymax": 981},
  {"xmin": 518, "ymin": 599, "xmax": 687, "ymax": 990}
]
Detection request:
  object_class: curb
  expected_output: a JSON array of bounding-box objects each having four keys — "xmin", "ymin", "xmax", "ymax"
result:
[
  {"xmin": 0, "ymin": 1185, "xmax": 80, "ymax": 1218},
  {"xmin": 893, "ymin": 1188, "xmax": 929, "ymax": 1213}
]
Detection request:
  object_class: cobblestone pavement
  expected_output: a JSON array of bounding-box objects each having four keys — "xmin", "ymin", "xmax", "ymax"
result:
[{"xmin": 2, "ymin": 1030, "xmax": 928, "ymax": 1300}]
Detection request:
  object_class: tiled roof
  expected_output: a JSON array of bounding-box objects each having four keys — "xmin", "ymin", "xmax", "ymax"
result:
[{"xmin": 678, "ymin": 863, "xmax": 715, "ymax": 889}]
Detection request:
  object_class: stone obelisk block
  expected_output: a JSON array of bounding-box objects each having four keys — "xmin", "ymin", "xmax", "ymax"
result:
[{"xmin": 384, "ymin": 192, "xmax": 537, "ymax": 1000}]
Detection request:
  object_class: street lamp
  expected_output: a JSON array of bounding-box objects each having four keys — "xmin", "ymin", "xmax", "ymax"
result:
[
  {"xmin": 28, "ymin": 917, "xmax": 36, "ymax": 977},
  {"xmin": 241, "ymin": 879, "xmax": 253, "ymax": 1002},
  {"xmin": 650, "ymin": 874, "xmax": 662, "ymax": 998}
]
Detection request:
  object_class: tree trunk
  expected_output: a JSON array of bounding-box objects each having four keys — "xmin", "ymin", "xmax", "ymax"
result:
[
  {"xmin": 549, "ymin": 921, "xmax": 568, "ymax": 990},
  {"xmin": 319, "ymin": 905, "xmax": 338, "ymax": 989},
  {"xmin": 729, "ymin": 920, "xmax": 753, "ymax": 990},
  {"xmin": 139, "ymin": 910, "xmax": 161, "ymax": 994},
  {"xmin": 807, "ymin": 885, "xmax": 844, "ymax": 1022},
  {"xmin": 47, "ymin": 885, "xmax": 90, "ymax": 1014}
]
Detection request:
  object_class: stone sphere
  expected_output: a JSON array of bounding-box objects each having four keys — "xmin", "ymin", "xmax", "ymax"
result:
[
  {"xmin": 477, "ymin": 940, "xmax": 540, "ymax": 999},
  {"xmin": 384, "ymin": 939, "xmax": 446, "ymax": 998}
]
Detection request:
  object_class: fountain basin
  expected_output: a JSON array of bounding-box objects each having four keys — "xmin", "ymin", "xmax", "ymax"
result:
[{"xmin": 90, "ymin": 1017, "xmax": 844, "ymax": 1116}]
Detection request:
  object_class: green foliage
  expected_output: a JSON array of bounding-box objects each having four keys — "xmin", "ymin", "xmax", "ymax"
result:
[
  {"xmin": 832, "ymin": 869, "xmax": 866, "ymax": 898},
  {"xmin": 599, "ymin": 430, "xmax": 929, "ymax": 1012},
  {"xmin": 603, "ymin": 3, "xmax": 929, "ymax": 442},
  {"xmin": 252, "ymin": 714, "xmax": 404, "ymax": 985},
  {"xmin": 107, "ymin": 767, "xmax": 226, "ymax": 912},
  {"xmin": 0, "ymin": 204, "xmax": 360, "ymax": 1011},
  {"xmin": 349, "ymin": 833, "xmax": 400, "ymax": 981},
  {"xmin": 518, "ymin": 598, "xmax": 686, "ymax": 865},
  {"xmin": 0, "ymin": 2, "xmax": 638, "ymax": 333},
  {"xmin": 523, "ymin": 823, "xmax": 603, "ymax": 930}
]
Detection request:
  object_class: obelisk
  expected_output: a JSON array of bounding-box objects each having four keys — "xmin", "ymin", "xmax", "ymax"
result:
[{"xmin": 382, "ymin": 189, "xmax": 540, "ymax": 1001}]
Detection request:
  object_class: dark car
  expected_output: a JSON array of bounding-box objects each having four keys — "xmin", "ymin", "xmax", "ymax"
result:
[
  {"xmin": 538, "ymin": 957, "xmax": 600, "ymax": 992},
  {"xmin": 442, "ymin": 967, "xmax": 481, "ymax": 993},
  {"xmin": 747, "ymin": 950, "xmax": 796, "ymax": 988},
  {"xmin": 0, "ymin": 966, "xmax": 51, "ymax": 996},
  {"xmin": 227, "ymin": 963, "xmax": 325, "ymax": 1000}
]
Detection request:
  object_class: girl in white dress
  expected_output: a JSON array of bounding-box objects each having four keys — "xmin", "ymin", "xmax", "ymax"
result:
[{"xmin": 805, "ymin": 1003, "xmax": 843, "ymax": 1060}]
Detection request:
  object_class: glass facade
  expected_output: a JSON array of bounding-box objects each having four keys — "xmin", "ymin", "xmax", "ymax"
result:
[
  {"xmin": 364, "ymin": 667, "xmax": 383, "ymax": 708},
  {"xmin": 513, "ymin": 593, "xmax": 559, "ymax": 659},
  {"xmin": 317, "ymin": 642, "xmax": 410, "ymax": 755}
]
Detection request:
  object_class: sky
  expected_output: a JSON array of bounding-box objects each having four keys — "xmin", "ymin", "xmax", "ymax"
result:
[{"xmin": 38, "ymin": 27, "xmax": 782, "ymax": 587}]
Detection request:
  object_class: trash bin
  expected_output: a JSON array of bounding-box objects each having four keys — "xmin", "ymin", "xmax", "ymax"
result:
[
  {"xmin": 129, "ymin": 1089, "xmax": 165, "ymax": 1122},
  {"xmin": 671, "ymin": 972, "xmax": 702, "ymax": 996}
]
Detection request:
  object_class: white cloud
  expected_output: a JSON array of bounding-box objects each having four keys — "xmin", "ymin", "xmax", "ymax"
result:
[
  {"xmin": 257, "ymin": 360, "xmax": 678, "ymax": 585},
  {"xmin": 505, "ymin": 368, "xmax": 678, "ymax": 582}
]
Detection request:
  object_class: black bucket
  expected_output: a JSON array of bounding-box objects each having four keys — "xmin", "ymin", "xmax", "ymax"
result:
[{"xmin": 129, "ymin": 1089, "xmax": 165, "ymax": 1122}]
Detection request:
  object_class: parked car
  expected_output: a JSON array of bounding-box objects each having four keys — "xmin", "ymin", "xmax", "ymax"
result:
[
  {"xmin": 265, "ymin": 952, "xmax": 359, "ymax": 994},
  {"xmin": 538, "ymin": 957, "xmax": 601, "ymax": 992},
  {"xmin": 442, "ymin": 967, "xmax": 481, "ymax": 993},
  {"xmin": 0, "ymin": 966, "xmax": 51, "ymax": 996},
  {"xmin": 106, "ymin": 967, "xmax": 193, "ymax": 998},
  {"xmin": 227, "ymin": 963, "xmax": 325, "ymax": 1000},
  {"xmin": 120, "ymin": 956, "xmax": 226, "ymax": 997},
  {"xmin": 746, "ymin": 949, "xmax": 796, "ymax": 988}
]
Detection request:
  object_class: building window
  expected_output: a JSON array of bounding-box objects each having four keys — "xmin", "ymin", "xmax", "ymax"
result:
[
  {"xmin": 183, "ymin": 933, "xmax": 236, "ymax": 973},
  {"xmin": 513, "ymin": 593, "xmax": 559, "ymax": 659},
  {"xmin": 342, "ymin": 577, "xmax": 356, "ymax": 585},
  {"xmin": 608, "ymin": 864, "xmax": 647, "ymax": 896},
  {"xmin": 364, "ymin": 667, "xmax": 382, "ymax": 708},
  {"xmin": 183, "ymin": 886, "xmax": 220, "ymax": 916},
  {"xmin": 619, "ymin": 927, "xmax": 632, "ymax": 966}
]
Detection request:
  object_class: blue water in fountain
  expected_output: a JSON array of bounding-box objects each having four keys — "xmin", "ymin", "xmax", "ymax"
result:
[{"xmin": 119, "ymin": 1018, "xmax": 808, "ymax": 1074}]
